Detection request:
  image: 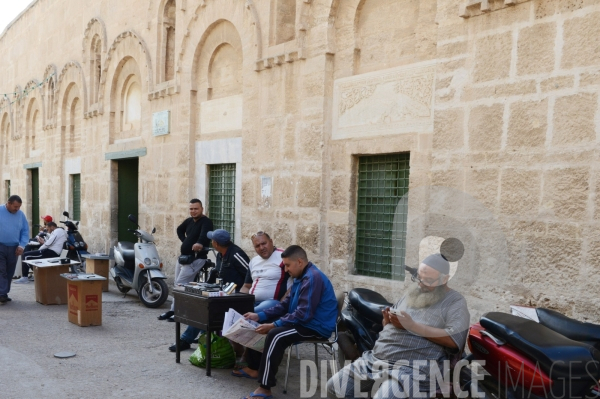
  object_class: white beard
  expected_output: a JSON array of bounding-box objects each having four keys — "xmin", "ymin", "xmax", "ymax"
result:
[{"xmin": 404, "ymin": 283, "xmax": 447, "ymax": 309}]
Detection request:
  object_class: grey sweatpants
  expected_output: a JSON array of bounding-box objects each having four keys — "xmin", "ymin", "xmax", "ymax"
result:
[
  {"xmin": 327, "ymin": 351, "xmax": 438, "ymax": 399},
  {"xmin": 169, "ymin": 258, "xmax": 207, "ymax": 311}
]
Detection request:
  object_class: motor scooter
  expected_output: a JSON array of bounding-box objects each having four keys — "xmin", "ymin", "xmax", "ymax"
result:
[
  {"xmin": 110, "ymin": 214, "xmax": 169, "ymax": 308},
  {"xmin": 60, "ymin": 211, "xmax": 89, "ymax": 269}
]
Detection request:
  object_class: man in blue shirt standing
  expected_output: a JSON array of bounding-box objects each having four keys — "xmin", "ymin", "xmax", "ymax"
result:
[{"xmin": 0, "ymin": 195, "xmax": 30, "ymax": 304}]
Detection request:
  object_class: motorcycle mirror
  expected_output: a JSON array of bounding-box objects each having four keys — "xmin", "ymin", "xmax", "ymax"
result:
[
  {"xmin": 76, "ymin": 221, "xmax": 79, "ymax": 227},
  {"xmin": 63, "ymin": 211, "xmax": 70, "ymax": 218},
  {"xmin": 152, "ymin": 227, "xmax": 156, "ymax": 234},
  {"xmin": 440, "ymin": 237, "xmax": 464, "ymax": 262},
  {"xmin": 127, "ymin": 214, "xmax": 138, "ymax": 224},
  {"xmin": 404, "ymin": 265, "xmax": 418, "ymax": 278}
]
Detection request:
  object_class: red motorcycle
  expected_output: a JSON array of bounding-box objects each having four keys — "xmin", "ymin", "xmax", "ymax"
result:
[{"xmin": 464, "ymin": 309, "xmax": 600, "ymax": 398}]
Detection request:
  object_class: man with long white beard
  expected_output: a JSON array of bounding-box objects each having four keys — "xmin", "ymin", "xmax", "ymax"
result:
[{"xmin": 327, "ymin": 254, "xmax": 470, "ymax": 399}]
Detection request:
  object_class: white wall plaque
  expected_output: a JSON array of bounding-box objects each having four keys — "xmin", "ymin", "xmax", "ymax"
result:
[
  {"xmin": 332, "ymin": 61, "xmax": 436, "ymax": 140},
  {"xmin": 152, "ymin": 110, "xmax": 171, "ymax": 136},
  {"xmin": 200, "ymin": 94, "xmax": 243, "ymax": 134}
]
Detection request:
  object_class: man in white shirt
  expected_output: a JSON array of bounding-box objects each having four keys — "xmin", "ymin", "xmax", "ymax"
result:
[
  {"xmin": 14, "ymin": 222, "xmax": 68, "ymax": 283},
  {"xmin": 240, "ymin": 231, "xmax": 290, "ymax": 312}
]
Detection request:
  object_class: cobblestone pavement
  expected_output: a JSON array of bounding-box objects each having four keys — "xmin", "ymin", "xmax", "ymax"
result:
[{"xmin": 0, "ymin": 283, "xmax": 337, "ymax": 399}]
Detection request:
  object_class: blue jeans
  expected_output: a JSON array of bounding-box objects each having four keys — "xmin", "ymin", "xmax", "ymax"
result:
[
  {"xmin": 0, "ymin": 244, "xmax": 18, "ymax": 297},
  {"xmin": 179, "ymin": 299, "xmax": 282, "ymax": 343}
]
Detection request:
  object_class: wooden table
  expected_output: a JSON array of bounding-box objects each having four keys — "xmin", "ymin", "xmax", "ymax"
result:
[
  {"xmin": 82, "ymin": 254, "xmax": 111, "ymax": 292},
  {"xmin": 173, "ymin": 290, "xmax": 254, "ymax": 376},
  {"xmin": 24, "ymin": 258, "xmax": 81, "ymax": 305}
]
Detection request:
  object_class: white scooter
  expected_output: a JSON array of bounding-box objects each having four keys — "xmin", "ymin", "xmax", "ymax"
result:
[{"xmin": 110, "ymin": 214, "xmax": 169, "ymax": 308}]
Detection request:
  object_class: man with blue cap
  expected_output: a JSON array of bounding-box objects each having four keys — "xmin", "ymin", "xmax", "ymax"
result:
[
  {"xmin": 168, "ymin": 228, "xmax": 250, "ymax": 352},
  {"xmin": 327, "ymin": 253, "xmax": 470, "ymax": 398}
]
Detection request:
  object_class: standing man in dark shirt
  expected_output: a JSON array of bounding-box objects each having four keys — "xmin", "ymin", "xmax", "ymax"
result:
[
  {"xmin": 158, "ymin": 198, "xmax": 213, "ymax": 321},
  {"xmin": 168, "ymin": 228, "xmax": 250, "ymax": 352}
]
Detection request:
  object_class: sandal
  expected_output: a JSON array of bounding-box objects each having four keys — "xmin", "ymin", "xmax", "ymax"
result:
[
  {"xmin": 241, "ymin": 393, "xmax": 273, "ymax": 399},
  {"xmin": 231, "ymin": 369, "xmax": 257, "ymax": 380}
]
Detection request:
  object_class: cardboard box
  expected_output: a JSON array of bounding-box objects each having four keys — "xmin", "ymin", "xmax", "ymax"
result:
[
  {"xmin": 84, "ymin": 257, "xmax": 110, "ymax": 292},
  {"xmin": 29, "ymin": 260, "xmax": 71, "ymax": 305},
  {"xmin": 66, "ymin": 278, "xmax": 104, "ymax": 327}
]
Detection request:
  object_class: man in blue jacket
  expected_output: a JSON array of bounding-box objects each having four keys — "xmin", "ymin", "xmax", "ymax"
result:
[
  {"xmin": 234, "ymin": 245, "xmax": 338, "ymax": 399},
  {"xmin": 0, "ymin": 195, "xmax": 29, "ymax": 304}
]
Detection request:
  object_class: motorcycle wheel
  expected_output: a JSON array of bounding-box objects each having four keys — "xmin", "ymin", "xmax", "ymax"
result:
[
  {"xmin": 116, "ymin": 280, "xmax": 131, "ymax": 294},
  {"xmin": 138, "ymin": 278, "xmax": 169, "ymax": 308}
]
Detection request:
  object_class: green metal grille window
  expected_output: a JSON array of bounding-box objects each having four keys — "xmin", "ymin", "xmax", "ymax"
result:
[
  {"xmin": 208, "ymin": 164, "xmax": 236, "ymax": 242},
  {"xmin": 72, "ymin": 174, "xmax": 81, "ymax": 220},
  {"xmin": 355, "ymin": 153, "xmax": 410, "ymax": 280}
]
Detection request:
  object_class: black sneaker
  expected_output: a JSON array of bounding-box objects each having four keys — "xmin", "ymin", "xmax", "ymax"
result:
[
  {"xmin": 0, "ymin": 296, "xmax": 8, "ymax": 304},
  {"xmin": 157, "ymin": 310, "xmax": 174, "ymax": 320},
  {"xmin": 169, "ymin": 341, "xmax": 191, "ymax": 352}
]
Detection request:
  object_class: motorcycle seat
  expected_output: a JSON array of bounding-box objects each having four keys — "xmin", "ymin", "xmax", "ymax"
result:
[
  {"xmin": 537, "ymin": 308, "xmax": 600, "ymax": 344},
  {"xmin": 118, "ymin": 242, "xmax": 135, "ymax": 262},
  {"xmin": 481, "ymin": 312, "xmax": 600, "ymax": 380},
  {"xmin": 349, "ymin": 288, "xmax": 392, "ymax": 325}
]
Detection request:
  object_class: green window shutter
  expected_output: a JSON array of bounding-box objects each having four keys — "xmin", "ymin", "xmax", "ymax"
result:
[
  {"xmin": 208, "ymin": 164, "xmax": 236, "ymax": 242},
  {"xmin": 31, "ymin": 168, "xmax": 39, "ymax": 226},
  {"xmin": 72, "ymin": 174, "xmax": 81, "ymax": 220},
  {"xmin": 355, "ymin": 153, "xmax": 410, "ymax": 280}
]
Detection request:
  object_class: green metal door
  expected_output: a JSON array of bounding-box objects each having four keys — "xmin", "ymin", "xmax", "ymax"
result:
[
  {"xmin": 72, "ymin": 174, "xmax": 81, "ymax": 220},
  {"xmin": 31, "ymin": 168, "xmax": 39, "ymax": 228},
  {"xmin": 117, "ymin": 158, "xmax": 139, "ymax": 242}
]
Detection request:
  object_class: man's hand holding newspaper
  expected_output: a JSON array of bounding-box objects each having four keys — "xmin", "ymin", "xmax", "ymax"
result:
[{"xmin": 222, "ymin": 309, "xmax": 268, "ymax": 352}]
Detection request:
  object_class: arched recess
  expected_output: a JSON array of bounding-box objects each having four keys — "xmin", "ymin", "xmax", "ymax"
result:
[
  {"xmin": 100, "ymin": 31, "xmax": 154, "ymax": 110},
  {"xmin": 179, "ymin": 0, "xmax": 262, "ymax": 73},
  {"xmin": 11, "ymin": 86, "xmax": 23, "ymax": 140},
  {"xmin": 191, "ymin": 20, "xmax": 244, "ymax": 139},
  {"xmin": 60, "ymin": 83, "xmax": 83, "ymax": 155},
  {"xmin": 82, "ymin": 18, "xmax": 108, "ymax": 112},
  {"xmin": 157, "ymin": 0, "xmax": 177, "ymax": 83},
  {"xmin": 108, "ymin": 56, "xmax": 144, "ymax": 143},
  {"xmin": 0, "ymin": 110, "xmax": 11, "ymax": 166},
  {"xmin": 24, "ymin": 81, "xmax": 43, "ymax": 157},
  {"xmin": 56, "ymin": 61, "xmax": 88, "ymax": 124},
  {"xmin": 42, "ymin": 65, "xmax": 58, "ymax": 129},
  {"xmin": 329, "ymin": 0, "xmax": 420, "ymax": 77},
  {"xmin": 270, "ymin": 0, "xmax": 296, "ymax": 45}
]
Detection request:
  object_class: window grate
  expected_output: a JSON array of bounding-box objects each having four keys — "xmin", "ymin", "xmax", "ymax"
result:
[
  {"xmin": 72, "ymin": 174, "xmax": 81, "ymax": 221},
  {"xmin": 208, "ymin": 164, "xmax": 236, "ymax": 242},
  {"xmin": 355, "ymin": 153, "xmax": 410, "ymax": 280}
]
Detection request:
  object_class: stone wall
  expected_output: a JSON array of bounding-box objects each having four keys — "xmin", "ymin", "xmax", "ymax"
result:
[{"xmin": 1, "ymin": 0, "xmax": 599, "ymax": 322}]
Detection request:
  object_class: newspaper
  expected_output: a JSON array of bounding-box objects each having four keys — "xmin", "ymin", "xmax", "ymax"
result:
[{"xmin": 222, "ymin": 309, "xmax": 266, "ymax": 352}]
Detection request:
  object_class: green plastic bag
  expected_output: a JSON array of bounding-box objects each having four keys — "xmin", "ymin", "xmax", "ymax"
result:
[{"xmin": 189, "ymin": 332, "xmax": 236, "ymax": 369}]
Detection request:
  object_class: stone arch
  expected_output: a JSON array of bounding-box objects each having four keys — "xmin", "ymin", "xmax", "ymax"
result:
[
  {"xmin": 60, "ymin": 82, "xmax": 83, "ymax": 155},
  {"xmin": 157, "ymin": 0, "xmax": 177, "ymax": 83},
  {"xmin": 82, "ymin": 18, "xmax": 108, "ymax": 59},
  {"xmin": 56, "ymin": 61, "xmax": 88, "ymax": 119},
  {"xmin": 0, "ymin": 107, "xmax": 11, "ymax": 166},
  {"xmin": 25, "ymin": 95, "xmax": 42, "ymax": 155},
  {"xmin": 180, "ymin": 0, "xmax": 262, "ymax": 71},
  {"xmin": 82, "ymin": 18, "xmax": 108, "ymax": 109},
  {"xmin": 11, "ymin": 86, "xmax": 23, "ymax": 140},
  {"xmin": 43, "ymin": 64, "xmax": 58, "ymax": 128},
  {"xmin": 100, "ymin": 30, "xmax": 154, "ymax": 111},
  {"xmin": 108, "ymin": 56, "xmax": 144, "ymax": 143},
  {"xmin": 192, "ymin": 20, "xmax": 243, "ymax": 98}
]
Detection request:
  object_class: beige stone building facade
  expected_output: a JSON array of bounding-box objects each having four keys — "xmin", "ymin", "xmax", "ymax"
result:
[{"xmin": 1, "ymin": 0, "xmax": 599, "ymax": 322}]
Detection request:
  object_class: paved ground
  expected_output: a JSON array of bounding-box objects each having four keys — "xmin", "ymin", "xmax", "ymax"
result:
[{"xmin": 0, "ymin": 282, "xmax": 337, "ymax": 399}]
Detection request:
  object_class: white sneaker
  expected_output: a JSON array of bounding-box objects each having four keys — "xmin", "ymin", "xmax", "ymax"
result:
[{"xmin": 13, "ymin": 277, "xmax": 30, "ymax": 284}]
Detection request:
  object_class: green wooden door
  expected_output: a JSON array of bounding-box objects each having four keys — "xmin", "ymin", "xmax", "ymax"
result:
[
  {"xmin": 31, "ymin": 168, "xmax": 39, "ymax": 227},
  {"xmin": 117, "ymin": 158, "xmax": 139, "ymax": 242}
]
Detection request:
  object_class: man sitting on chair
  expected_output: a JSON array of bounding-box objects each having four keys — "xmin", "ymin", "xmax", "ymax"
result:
[
  {"xmin": 14, "ymin": 222, "xmax": 68, "ymax": 284},
  {"xmin": 234, "ymin": 245, "xmax": 338, "ymax": 399}
]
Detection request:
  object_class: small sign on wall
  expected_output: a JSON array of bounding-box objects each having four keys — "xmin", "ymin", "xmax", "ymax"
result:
[{"xmin": 153, "ymin": 110, "xmax": 170, "ymax": 136}]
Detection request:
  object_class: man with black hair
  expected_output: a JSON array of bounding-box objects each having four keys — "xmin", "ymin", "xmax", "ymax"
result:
[
  {"xmin": 0, "ymin": 195, "xmax": 29, "ymax": 304},
  {"xmin": 235, "ymin": 245, "xmax": 338, "ymax": 399},
  {"xmin": 326, "ymin": 253, "xmax": 470, "ymax": 399},
  {"xmin": 15, "ymin": 221, "xmax": 68, "ymax": 284},
  {"xmin": 158, "ymin": 198, "xmax": 213, "ymax": 321}
]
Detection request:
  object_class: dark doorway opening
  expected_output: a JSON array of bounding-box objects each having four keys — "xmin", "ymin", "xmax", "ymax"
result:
[{"xmin": 117, "ymin": 158, "xmax": 139, "ymax": 242}]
